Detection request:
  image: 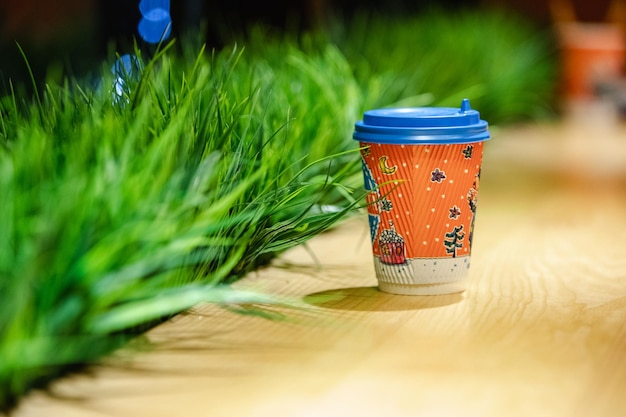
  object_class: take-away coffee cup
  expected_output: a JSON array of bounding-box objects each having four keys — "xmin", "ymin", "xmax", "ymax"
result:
[{"xmin": 353, "ymin": 99, "xmax": 490, "ymax": 295}]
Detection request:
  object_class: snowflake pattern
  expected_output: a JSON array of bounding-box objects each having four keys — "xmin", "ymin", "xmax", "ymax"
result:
[
  {"xmin": 379, "ymin": 198, "xmax": 393, "ymax": 212},
  {"xmin": 462, "ymin": 145, "xmax": 473, "ymax": 159},
  {"xmin": 449, "ymin": 205, "xmax": 461, "ymax": 219},
  {"xmin": 430, "ymin": 168, "xmax": 446, "ymax": 183}
]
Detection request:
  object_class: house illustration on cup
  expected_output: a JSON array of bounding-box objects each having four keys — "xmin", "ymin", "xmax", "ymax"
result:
[{"xmin": 378, "ymin": 220, "xmax": 406, "ymax": 265}]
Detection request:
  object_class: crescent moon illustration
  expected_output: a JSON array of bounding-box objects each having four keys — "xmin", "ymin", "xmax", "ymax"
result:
[{"xmin": 378, "ymin": 156, "xmax": 397, "ymax": 175}]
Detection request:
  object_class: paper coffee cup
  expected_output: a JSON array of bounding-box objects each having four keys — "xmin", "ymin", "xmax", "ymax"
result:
[{"xmin": 353, "ymin": 99, "xmax": 490, "ymax": 295}]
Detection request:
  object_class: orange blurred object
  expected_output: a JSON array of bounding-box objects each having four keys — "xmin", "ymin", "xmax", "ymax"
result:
[
  {"xmin": 557, "ymin": 22, "xmax": 625, "ymax": 99},
  {"xmin": 551, "ymin": 0, "xmax": 626, "ymax": 100}
]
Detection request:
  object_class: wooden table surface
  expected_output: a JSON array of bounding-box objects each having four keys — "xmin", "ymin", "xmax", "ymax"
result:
[{"xmin": 11, "ymin": 114, "xmax": 626, "ymax": 417}]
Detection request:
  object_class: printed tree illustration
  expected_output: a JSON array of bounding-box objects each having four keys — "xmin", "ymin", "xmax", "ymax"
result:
[
  {"xmin": 467, "ymin": 169, "xmax": 480, "ymax": 250},
  {"xmin": 444, "ymin": 225, "xmax": 465, "ymax": 258}
]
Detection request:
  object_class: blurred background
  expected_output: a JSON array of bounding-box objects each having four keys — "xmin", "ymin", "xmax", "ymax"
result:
[
  {"xmin": 0, "ymin": 1, "xmax": 622, "ymax": 82},
  {"xmin": 2, "ymin": 0, "xmax": 626, "ymax": 123}
]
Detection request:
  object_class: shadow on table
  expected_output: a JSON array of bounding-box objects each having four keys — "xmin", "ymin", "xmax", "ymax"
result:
[{"xmin": 303, "ymin": 286, "xmax": 463, "ymax": 312}]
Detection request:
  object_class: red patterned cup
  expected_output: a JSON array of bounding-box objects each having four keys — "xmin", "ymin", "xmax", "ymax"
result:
[{"xmin": 353, "ymin": 99, "xmax": 490, "ymax": 295}]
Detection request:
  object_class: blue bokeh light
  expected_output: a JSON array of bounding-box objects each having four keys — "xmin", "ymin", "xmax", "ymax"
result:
[
  {"xmin": 138, "ymin": 0, "xmax": 171, "ymax": 44},
  {"xmin": 111, "ymin": 54, "xmax": 141, "ymax": 102},
  {"xmin": 143, "ymin": 8, "xmax": 170, "ymax": 21},
  {"xmin": 138, "ymin": 17, "xmax": 172, "ymax": 44},
  {"xmin": 139, "ymin": 0, "xmax": 170, "ymax": 17},
  {"xmin": 111, "ymin": 54, "xmax": 140, "ymax": 77}
]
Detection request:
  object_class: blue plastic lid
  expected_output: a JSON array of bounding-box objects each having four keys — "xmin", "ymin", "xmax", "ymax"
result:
[{"xmin": 353, "ymin": 99, "xmax": 490, "ymax": 145}]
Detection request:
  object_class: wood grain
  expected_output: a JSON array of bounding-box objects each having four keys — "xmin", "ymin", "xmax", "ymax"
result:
[{"xmin": 10, "ymin": 120, "xmax": 626, "ymax": 417}]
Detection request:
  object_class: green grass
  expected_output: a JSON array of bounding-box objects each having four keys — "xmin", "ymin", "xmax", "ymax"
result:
[
  {"xmin": 0, "ymin": 41, "xmax": 365, "ymax": 410},
  {"xmin": 326, "ymin": 8, "xmax": 559, "ymax": 123},
  {"xmin": 0, "ymin": 9, "xmax": 558, "ymax": 411}
]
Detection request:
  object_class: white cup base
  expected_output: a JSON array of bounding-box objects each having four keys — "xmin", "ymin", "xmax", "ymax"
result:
[{"xmin": 377, "ymin": 280, "xmax": 466, "ymax": 296}]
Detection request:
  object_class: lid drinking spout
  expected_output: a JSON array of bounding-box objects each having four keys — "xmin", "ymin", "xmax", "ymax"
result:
[{"xmin": 460, "ymin": 98, "xmax": 471, "ymax": 113}]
